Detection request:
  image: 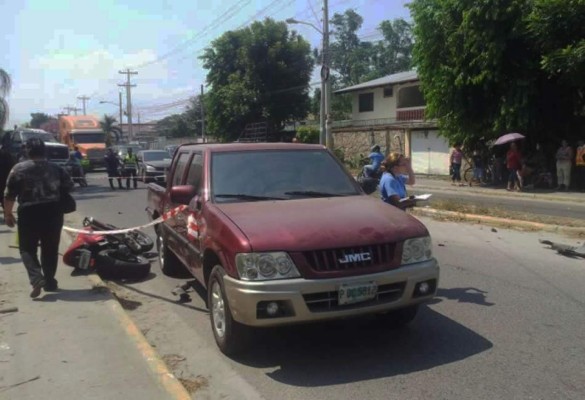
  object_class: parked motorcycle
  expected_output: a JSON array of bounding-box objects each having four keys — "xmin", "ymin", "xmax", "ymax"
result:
[
  {"xmin": 63, "ymin": 217, "xmax": 153, "ymax": 280},
  {"xmin": 357, "ymin": 167, "xmax": 382, "ymax": 195}
]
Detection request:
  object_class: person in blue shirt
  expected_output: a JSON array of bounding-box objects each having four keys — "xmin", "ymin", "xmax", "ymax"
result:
[
  {"xmin": 380, "ymin": 152, "xmax": 416, "ymax": 210},
  {"xmin": 363, "ymin": 144, "xmax": 385, "ymax": 178},
  {"xmin": 72, "ymin": 146, "xmax": 83, "ymax": 161}
]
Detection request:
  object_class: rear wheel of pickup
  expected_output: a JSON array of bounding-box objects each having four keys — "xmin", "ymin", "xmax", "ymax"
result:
[
  {"xmin": 208, "ymin": 265, "xmax": 250, "ymax": 356},
  {"xmin": 156, "ymin": 231, "xmax": 184, "ymax": 276},
  {"xmin": 376, "ymin": 305, "xmax": 419, "ymax": 328}
]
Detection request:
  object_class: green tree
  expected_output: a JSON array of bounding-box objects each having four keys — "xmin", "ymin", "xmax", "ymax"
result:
[
  {"xmin": 201, "ymin": 18, "xmax": 314, "ymax": 141},
  {"xmin": 29, "ymin": 113, "xmax": 51, "ymax": 129},
  {"xmin": 369, "ymin": 18, "xmax": 414, "ymax": 79},
  {"xmin": 155, "ymin": 114, "xmax": 192, "ymax": 138},
  {"xmin": 327, "ymin": 9, "xmax": 374, "ymax": 87},
  {"xmin": 99, "ymin": 114, "xmax": 121, "ymax": 146},
  {"xmin": 183, "ymin": 95, "xmax": 203, "ymax": 137},
  {"xmin": 529, "ymin": 0, "xmax": 585, "ymax": 88},
  {"xmin": 409, "ymin": 0, "xmax": 541, "ymax": 146},
  {"xmin": 0, "ymin": 68, "xmax": 11, "ymax": 129}
]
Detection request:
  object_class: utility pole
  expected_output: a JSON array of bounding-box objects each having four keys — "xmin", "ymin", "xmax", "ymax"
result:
[
  {"xmin": 323, "ymin": 0, "xmax": 333, "ymax": 150},
  {"xmin": 201, "ymin": 84, "xmax": 206, "ymax": 143},
  {"xmin": 118, "ymin": 91, "xmax": 124, "ymax": 135},
  {"xmin": 118, "ymin": 69, "xmax": 138, "ymax": 140},
  {"xmin": 77, "ymin": 95, "xmax": 90, "ymax": 115},
  {"xmin": 63, "ymin": 106, "xmax": 81, "ymax": 115}
]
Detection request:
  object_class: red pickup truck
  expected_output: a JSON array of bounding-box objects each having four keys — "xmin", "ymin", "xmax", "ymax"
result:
[{"xmin": 147, "ymin": 142, "xmax": 439, "ymax": 355}]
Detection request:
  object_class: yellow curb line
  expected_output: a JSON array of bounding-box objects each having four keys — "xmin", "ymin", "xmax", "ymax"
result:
[
  {"xmin": 412, "ymin": 207, "xmax": 585, "ymax": 235},
  {"xmin": 87, "ymin": 275, "xmax": 192, "ymax": 400},
  {"xmin": 60, "ymin": 222, "xmax": 191, "ymax": 400}
]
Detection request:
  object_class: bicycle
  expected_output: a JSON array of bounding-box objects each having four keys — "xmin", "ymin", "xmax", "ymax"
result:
[{"xmin": 463, "ymin": 155, "xmax": 494, "ymax": 185}]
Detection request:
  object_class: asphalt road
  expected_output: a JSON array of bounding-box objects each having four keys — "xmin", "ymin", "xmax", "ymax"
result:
[{"xmin": 68, "ymin": 174, "xmax": 585, "ymax": 400}]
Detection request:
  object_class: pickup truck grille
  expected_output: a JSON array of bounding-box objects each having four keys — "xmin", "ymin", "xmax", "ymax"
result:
[
  {"xmin": 303, "ymin": 243, "xmax": 396, "ymax": 272},
  {"xmin": 303, "ymin": 282, "xmax": 406, "ymax": 312}
]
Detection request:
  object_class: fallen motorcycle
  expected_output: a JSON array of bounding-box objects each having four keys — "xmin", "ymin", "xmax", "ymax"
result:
[{"xmin": 63, "ymin": 217, "xmax": 153, "ymax": 280}]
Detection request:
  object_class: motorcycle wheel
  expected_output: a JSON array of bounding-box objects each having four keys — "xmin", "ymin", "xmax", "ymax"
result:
[{"xmin": 95, "ymin": 249, "xmax": 151, "ymax": 280}]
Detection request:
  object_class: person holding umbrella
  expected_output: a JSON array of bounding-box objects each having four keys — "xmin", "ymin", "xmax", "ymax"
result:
[{"xmin": 506, "ymin": 142, "xmax": 523, "ymax": 191}]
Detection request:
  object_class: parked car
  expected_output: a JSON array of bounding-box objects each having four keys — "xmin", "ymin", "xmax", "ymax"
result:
[
  {"xmin": 137, "ymin": 150, "xmax": 172, "ymax": 182},
  {"xmin": 164, "ymin": 145, "xmax": 178, "ymax": 157},
  {"xmin": 112, "ymin": 144, "xmax": 143, "ymax": 158},
  {"xmin": 2, "ymin": 128, "xmax": 69, "ymax": 166},
  {"xmin": 146, "ymin": 142, "xmax": 440, "ymax": 356}
]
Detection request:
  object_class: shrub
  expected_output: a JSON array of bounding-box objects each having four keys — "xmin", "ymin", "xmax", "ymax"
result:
[{"xmin": 295, "ymin": 126, "xmax": 319, "ymax": 144}]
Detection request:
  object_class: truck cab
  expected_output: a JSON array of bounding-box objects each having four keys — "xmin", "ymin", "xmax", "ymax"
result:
[
  {"xmin": 59, "ymin": 115, "xmax": 107, "ymax": 170},
  {"xmin": 147, "ymin": 142, "xmax": 440, "ymax": 355}
]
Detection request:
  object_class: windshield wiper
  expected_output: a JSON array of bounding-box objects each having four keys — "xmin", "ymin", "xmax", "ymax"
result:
[
  {"xmin": 284, "ymin": 191, "xmax": 348, "ymax": 198},
  {"xmin": 214, "ymin": 194, "xmax": 285, "ymax": 201}
]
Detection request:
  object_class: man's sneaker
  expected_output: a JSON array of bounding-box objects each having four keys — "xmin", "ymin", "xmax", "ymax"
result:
[{"xmin": 30, "ymin": 279, "xmax": 46, "ymax": 298}]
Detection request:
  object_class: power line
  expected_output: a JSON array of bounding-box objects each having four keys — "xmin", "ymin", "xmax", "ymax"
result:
[
  {"xmin": 77, "ymin": 95, "xmax": 90, "ymax": 115},
  {"xmin": 130, "ymin": 0, "xmax": 251, "ymax": 69},
  {"xmin": 118, "ymin": 69, "xmax": 138, "ymax": 140}
]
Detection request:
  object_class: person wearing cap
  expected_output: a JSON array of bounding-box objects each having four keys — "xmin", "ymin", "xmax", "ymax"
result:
[
  {"xmin": 363, "ymin": 144, "xmax": 385, "ymax": 178},
  {"xmin": 3, "ymin": 138, "xmax": 74, "ymax": 298}
]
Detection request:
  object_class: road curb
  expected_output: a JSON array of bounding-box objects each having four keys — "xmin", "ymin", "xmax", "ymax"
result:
[
  {"xmin": 412, "ymin": 207, "xmax": 585, "ymax": 235},
  {"xmin": 87, "ymin": 275, "xmax": 193, "ymax": 400},
  {"xmin": 412, "ymin": 184, "xmax": 585, "ymax": 204},
  {"xmin": 60, "ymin": 221, "xmax": 192, "ymax": 400}
]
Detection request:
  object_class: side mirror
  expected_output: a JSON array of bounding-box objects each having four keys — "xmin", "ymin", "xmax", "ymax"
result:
[{"xmin": 170, "ymin": 185, "xmax": 196, "ymax": 205}]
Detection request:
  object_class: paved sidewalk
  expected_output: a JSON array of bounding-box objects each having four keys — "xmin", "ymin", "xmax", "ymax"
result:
[
  {"xmin": 0, "ymin": 220, "xmax": 176, "ymax": 400},
  {"xmin": 414, "ymin": 176, "xmax": 585, "ymax": 203}
]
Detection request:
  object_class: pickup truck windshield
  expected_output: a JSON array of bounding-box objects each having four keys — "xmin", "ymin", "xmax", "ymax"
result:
[
  {"xmin": 21, "ymin": 131, "xmax": 57, "ymax": 143},
  {"xmin": 72, "ymin": 133, "xmax": 106, "ymax": 143},
  {"xmin": 211, "ymin": 149, "xmax": 359, "ymax": 202}
]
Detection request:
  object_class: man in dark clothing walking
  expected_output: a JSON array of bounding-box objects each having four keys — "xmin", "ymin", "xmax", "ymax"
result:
[
  {"xmin": 3, "ymin": 138, "xmax": 74, "ymax": 298},
  {"xmin": 104, "ymin": 148, "xmax": 123, "ymax": 189},
  {"xmin": 0, "ymin": 144, "xmax": 15, "ymax": 210}
]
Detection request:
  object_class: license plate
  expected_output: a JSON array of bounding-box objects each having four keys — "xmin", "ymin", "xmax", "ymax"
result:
[
  {"xmin": 77, "ymin": 250, "xmax": 92, "ymax": 270},
  {"xmin": 338, "ymin": 282, "xmax": 378, "ymax": 306}
]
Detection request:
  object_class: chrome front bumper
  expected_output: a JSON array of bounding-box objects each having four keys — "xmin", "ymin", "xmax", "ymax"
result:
[{"xmin": 223, "ymin": 259, "xmax": 440, "ymax": 327}]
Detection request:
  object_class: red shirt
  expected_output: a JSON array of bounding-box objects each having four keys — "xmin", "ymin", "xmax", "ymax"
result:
[{"xmin": 506, "ymin": 150, "xmax": 522, "ymax": 170}]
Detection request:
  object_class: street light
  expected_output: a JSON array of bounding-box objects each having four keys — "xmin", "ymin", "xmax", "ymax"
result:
[
  {"xmin": 99, "ymin": 91, "xmax": 124, "ymax": 134},
  {"xmin": 286, "ymin": 4, "xmax": 332, "ymax": 150}
]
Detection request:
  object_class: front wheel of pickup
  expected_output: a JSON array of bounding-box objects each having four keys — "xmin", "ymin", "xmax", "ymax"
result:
[
  {"xmin": 156, "ymin": 231, "xmax": 183, "ymax": 276},
  {"xmin": 208, "ymin": 265, "xmax": 250, "ymax": 356}
]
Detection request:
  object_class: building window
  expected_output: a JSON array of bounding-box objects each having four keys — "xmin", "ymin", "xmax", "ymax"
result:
[
  {"xmin": 383, "ymin": 87, "xmax": 393, "ymax": 97},
  {"xmin": 359, "ymin": 93, "xmax": 374, "ymax": 112},
  {"xmin": 397, "ymin": 85, "xmax": 426, "ymax": 108}
]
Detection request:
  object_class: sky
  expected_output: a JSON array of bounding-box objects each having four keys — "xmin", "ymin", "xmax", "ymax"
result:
[{"xmin": 1, "ymin": 0, "xmax": 411, "ymax": 127}]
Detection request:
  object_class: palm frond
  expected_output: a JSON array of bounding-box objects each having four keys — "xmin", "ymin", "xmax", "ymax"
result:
[{"xmin": 0, "ymin": 69, "xmax": 11, "ymax": 97}]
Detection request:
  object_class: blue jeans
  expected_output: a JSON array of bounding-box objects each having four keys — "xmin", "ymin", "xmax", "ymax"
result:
[{"xmin": 451, "ymin": 164, "xmax": 462, "ymax": 182}]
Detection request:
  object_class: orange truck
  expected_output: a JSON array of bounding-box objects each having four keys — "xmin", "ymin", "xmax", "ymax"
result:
[{"xmin": 59, "ymin": 115, "xmax": 106, "ymax": 170}]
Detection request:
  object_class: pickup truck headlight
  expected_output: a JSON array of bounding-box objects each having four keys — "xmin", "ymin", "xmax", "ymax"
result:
[
  {"xmin": 236, "ymin": 252, "xmax": 301, "ymax": 281},
  {"xmin": 146, "ymin": 165, "xmax": 156, "ymax": 172},
  {"xmin": 401, "ymin": 236, "xmax": 433, "ymax": 265}
]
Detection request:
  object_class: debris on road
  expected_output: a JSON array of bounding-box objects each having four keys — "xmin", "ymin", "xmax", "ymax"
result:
[
  {"xmin": 491, "ymin": 228, "xmax": 498, "ymax": 233},
  {"xmin": 539, "ymin": 240, "xmax": 585, "ymax": 258},
  {"xmin": 0, "ymin": 307, "xmax": 18, "ymax": 314}
]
